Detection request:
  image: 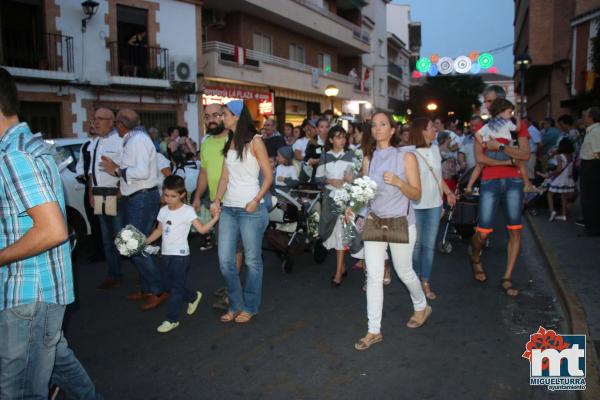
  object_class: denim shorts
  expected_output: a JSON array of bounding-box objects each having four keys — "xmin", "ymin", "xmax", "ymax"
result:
[
  {"xmin": 484, "ymin": 149, "xmax": 511, "ymax": 162},
  {"xmin": 477, "ymin": 178, "xmax": 524, "ymax": 233}
]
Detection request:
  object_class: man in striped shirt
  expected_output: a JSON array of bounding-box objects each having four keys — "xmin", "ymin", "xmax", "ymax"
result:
[{"xmin": 0, "ymin": 68, "xmax": 101, "ymax": 399}]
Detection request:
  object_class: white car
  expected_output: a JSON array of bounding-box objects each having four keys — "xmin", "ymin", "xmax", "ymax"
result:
[{"xmin": 46, "ymin": 138, "xmax": 199, "ymax": 240}]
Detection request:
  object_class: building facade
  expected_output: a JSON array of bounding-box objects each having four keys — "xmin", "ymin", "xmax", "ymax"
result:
[
  {"xmin": 562, "ymin": 3, "xmax": 600, "ymax": 113},
  {"xmin": 201, "ymin": 0, "xmax": 371, "ymax": 127},
  {"xmin": 1, "ymin": 0, "xmax": 202, "ymax": 140}
]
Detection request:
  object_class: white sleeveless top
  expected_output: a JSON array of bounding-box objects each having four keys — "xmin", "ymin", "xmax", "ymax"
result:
[{"xmin": 223, "ymin": 138, "xmax": 262, "ymax": 208}]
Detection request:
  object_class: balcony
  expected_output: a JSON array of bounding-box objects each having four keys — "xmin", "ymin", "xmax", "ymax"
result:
[
  {"xmin": 202, "ymin": 0, "xmax": 370, "ymax": 55},
  {"xmin": 388, "ymin": 62, "xmax": 404, "ymax": 81},
  {"xmin": 1, "ymin": 31, "xmax": 74, "ymax": 81},
  {"xmin": 107, "ymin": 41, "xmax": 170, "ymax": 88},
  {"xmin": 203, "ymin": 41, "xmax": 369, "ymax": 101}
]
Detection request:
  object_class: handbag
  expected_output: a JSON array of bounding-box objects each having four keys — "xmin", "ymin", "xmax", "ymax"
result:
[
  {"xmin": 92, "ymin": 187, "xmax": 119, "ymax": 216},
  {"xmin": 361, "ymin": 212, "xmax": 409, "ymax": 244}
]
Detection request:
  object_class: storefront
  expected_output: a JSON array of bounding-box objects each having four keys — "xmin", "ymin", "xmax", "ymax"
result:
[{"xmin": 202, "ymin": 83, "xmax": 274, "ymax": 125}]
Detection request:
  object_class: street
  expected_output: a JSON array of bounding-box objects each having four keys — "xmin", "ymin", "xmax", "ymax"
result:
[{"xmin": 64, "ymin": 219, "xmax": 572, "ymax": 400}]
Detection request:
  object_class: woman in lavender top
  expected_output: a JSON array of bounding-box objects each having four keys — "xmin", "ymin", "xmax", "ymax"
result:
[{"xmin": 353, "ymin": 112, "xmax": 431, "ymax": 351}]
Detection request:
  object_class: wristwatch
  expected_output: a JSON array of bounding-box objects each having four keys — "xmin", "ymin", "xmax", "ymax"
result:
[{"xmin": 499, "ymin": 144, "xmax": 506, "ymax": 152}]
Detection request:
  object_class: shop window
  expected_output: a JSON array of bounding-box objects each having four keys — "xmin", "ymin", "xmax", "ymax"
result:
[
  {"xmin": 289, "ymin": 44, "xmax": 305, "ymax": 64},
  {"xmin": 138, "ymin": 110, "xmax": 177, "ymax": 135},
  {"xmin": 19, "ymin": 101, "xmax": 61, "ymax": 138},
  {"xmin": 253, "ymin": 32, "xmax": 272, "ymax": 55}
]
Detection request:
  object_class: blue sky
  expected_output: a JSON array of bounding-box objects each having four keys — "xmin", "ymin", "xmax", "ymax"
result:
[{"xmin": 393, "ymin": 0, "xmax": 515, "ymax": 76}]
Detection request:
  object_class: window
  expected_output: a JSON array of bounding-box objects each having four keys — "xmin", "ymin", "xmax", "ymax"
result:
[
  {"xmin": 379, "ymin": 78, "xmax": 385, "ymax": 96},
  {"xmin": 116, "ymin": 5, "xmax": 149, "ymax": 77},
  {"xmin": 378, "ymin": 39, "xmax": 384, "ymax": 58},
  {"xmin": 19, "ymin": 101, "xmax": 61, "ymax": 138},
  {"xmin": 138, "ymin": 110, "xmax": 177, "ymax": 135},
  {"xmin": 252, "ymin": 32, "xmax": 272, "ymax": 55},
  {"xmin": 289, "ymin": 43, "xmax": 305, "ymax": 64},
  {"xmin": 318, "ymin": 53, "xmax": 331, "ymax": 73}
]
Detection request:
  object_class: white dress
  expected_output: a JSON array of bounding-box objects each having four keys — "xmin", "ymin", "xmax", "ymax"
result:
[{"xmin": 548, "ymin": 154, "xmax": 576, "ymax": 193}]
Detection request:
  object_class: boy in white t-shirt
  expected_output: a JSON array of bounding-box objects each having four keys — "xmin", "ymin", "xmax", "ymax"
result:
[{"xmin": 145, "ymin": 175, "xmax": 220, "ymax": 333}]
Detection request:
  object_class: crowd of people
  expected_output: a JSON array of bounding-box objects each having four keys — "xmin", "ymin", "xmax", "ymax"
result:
[{"xmin": 2, "ymin": 59, "xmax": 600, "ymax": 397}]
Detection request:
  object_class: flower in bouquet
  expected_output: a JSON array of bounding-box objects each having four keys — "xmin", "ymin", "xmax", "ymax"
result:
[
  {"xmin": 351, "ymin": 148, "xmax": 364, "ymax": 175},
  {"xmin": 329, "ymin": 187, "xmax": 350, "ymax": 211},
  {"xmin": 307, "ymin": 211, "xmax": 320, "ymax": 239},
  {"xmin": 339, "ymin": 176, "xmax": 378, "ymax": 249},
  {"xmin": 114, "ymin": 224, "xmax": 149, "ymax": 257}
]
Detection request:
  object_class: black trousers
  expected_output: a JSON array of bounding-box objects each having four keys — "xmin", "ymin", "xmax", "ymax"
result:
[{"xmin": 580, "ymin": 159, "xmax": 600, "ymax": 234}]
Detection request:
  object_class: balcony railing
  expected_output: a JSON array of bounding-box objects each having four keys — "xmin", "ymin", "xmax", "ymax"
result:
[
  {"xmin": 204, "ymin": 41, "xmax": 356, "ymax": 85},
  {"xmin": 107, "ymin": 41, "xmax": 169, "ymax": 79},
  {"xmin": 1, "ymin": 31, "xmax": 73, "ymax": 72},
  {"xmin": 388, "ymin": 62, "xmax": 403, "ymax": 80},
  {"xmin": 290, "ymin": 0, "xmax": 370, "ymax": 44}
]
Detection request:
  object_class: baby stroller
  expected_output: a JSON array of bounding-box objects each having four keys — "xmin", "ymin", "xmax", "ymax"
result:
[
  {"xmin": 438, "ymin": 168, "xmax": 481, "ymax": 254},
  {"xmin": 264, "ymin": 185, "xmax": 321, "ymax": 273}
]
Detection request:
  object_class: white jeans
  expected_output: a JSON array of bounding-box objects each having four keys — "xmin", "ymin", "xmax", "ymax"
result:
[{"xmin": 364, "ymin": 225, "xmax": 427, "ymax": 334}]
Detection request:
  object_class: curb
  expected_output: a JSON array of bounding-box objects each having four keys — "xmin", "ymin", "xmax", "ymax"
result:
[{"xmin": 526, "ymin": 213, "xmax": 600, "ymax": 399}]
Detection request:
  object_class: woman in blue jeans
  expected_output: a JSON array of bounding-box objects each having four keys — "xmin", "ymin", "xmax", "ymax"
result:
[
  {"xmin": 409, "ymin": 118, "xmax": 456, "ymax": 299},
  {"xmin": 211, "ymin": 100, "xmax": 272, "ymax": 323}
]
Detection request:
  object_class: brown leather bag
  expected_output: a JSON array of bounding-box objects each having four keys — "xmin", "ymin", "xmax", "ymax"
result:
[{"xmin": 361, "ymin": 212, "xmax": 409, "ymax": 244}]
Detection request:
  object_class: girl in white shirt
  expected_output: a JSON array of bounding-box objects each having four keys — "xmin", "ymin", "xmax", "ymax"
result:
[
  {"xmin": 145, "ymin": 175, "xmax": 219, "ymax": 333},
  {"xmin": 316, "ymin": 126, "xmax": 355, "ymax": 286},
  {"xmin": 275, "ymin": 146, "xmax": 299, "ymax": 191}
]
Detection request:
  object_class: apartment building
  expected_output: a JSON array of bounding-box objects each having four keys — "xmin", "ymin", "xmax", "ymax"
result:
[
  {"xmin": 1, "ymin": 0, "xmax": 202, "ymax": 139},
  {"xmin": 201, "ymin": 0, "xmax": 372, "ymax": 126},
  {"xmin": 562, "ymin": 2, "xmax": 600, "ymax": 114}
]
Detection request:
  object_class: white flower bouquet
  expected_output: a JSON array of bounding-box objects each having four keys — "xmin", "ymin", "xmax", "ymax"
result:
[
  {"xmin": 114, "ymin": 225, "xmax": 158, "ymax": 257},
  {"xmin": 351, "ymin": 148, "xmax": 364, "ymax": 175},
  {"xmin": 329, "ymin": 176, "xmax": 378, "ymax": 249},
  {"xmin": 307, "ymin": 211, "xmax": 320, "ymax": 239}
]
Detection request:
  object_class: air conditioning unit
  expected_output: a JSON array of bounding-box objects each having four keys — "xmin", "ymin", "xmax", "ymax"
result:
[{"xmin": 169, "ymin": 57, "xmax": 196, "ymax": 83}]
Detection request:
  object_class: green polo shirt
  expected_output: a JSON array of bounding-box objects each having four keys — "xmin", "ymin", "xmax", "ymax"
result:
[{"xmin": 200, "ymin": 134, "xmax": 228, "ymax": 201}]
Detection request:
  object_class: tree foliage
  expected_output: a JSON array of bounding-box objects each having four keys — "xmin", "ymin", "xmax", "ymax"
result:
[{"xmin": 409, "ymin": 75, "xmax": 486, "ymax": 124}]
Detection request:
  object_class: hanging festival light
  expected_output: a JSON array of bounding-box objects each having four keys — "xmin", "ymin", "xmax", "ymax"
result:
[
  {"xmin": 416, "ymin": 57, "xmax": 431, "ymax": 73},
  {"xmin": 478, "ymin": 53, "xmax": 494, "ymax": 70}
]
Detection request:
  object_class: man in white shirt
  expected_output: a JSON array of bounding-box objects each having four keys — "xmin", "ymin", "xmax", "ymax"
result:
[
  {"xmin": 90, "ymin": 108, "xmax": 125, "ymax": 290},
  {"xmin": 525, "ymin": 116, "xmax": 541, "ymax": 180},
  {"xmin": 100, "ymin": 108, "xmax": 167, "ymax": 310}
]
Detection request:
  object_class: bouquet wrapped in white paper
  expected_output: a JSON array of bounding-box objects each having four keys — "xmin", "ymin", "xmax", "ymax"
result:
[{"xmin": 114, "ymin": 225, "xmax": 159, "ymax": 257}]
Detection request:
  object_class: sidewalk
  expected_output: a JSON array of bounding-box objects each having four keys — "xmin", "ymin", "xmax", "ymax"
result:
[{"xmin": 526, "ymin": 202, "xmax": 600, "ymax": 398}]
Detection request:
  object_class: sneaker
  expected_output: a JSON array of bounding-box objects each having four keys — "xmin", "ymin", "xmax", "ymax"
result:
[
  {"xmin": 555, "ymin": 215, "xmax": 567, "ymax": 221},
  {"xmin": 549, "ymin": 211, "xmax": 557, "ymax": 221},
  {"xmin": 187, "ymin": 291, "xmax": 203, "ymax": 315},
  {"xmin": 157, "ymin": 321, "xmax": 179, "ymax": 333}
]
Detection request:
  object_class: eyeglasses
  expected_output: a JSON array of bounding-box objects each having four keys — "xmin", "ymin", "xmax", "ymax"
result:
[{"xmin": 205, "ymin": 112, "xmax": 223, "ymax": 119}]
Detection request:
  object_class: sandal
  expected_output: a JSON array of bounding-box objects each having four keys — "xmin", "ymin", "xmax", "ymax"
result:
[
  {"xmin": 406, "ymin": 305, "xmax": 432, "ymax": 328},
  {"xmin": 234, "ymin": 311, "xmax": 253, "ymax": 323},
  {"xmin": 501, "ymin": 279, "xmax": 519, "ymax": 298},
  {"xmin": 421, "ymin": 282, "xmax": 436, "ymax": 300},
  {"xmin": 469, "ymin": 256, "xmax": 487, "ymax": 283},
  {"xmin": 354, "ymin": 333, "xmax": 383, "ymax": 350},
  {"xmin": 219, "ymin": 311, "xmax": 237, "ymax": 323}
]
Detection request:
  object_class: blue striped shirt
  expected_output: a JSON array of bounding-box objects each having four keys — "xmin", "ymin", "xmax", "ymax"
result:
[{"xmin": 0, "ymin": 123, "xmax": 74, "ymax": 310}]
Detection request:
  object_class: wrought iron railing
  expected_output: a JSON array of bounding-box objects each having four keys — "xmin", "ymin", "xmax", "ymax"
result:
[
  {"xmin": 203, "ymin": 41, "xmax": 356, "ymax": 85},
  {"xmin": 107, "ymin": 41, "xmax": 169, "ymax": 79},
  {"xmin": 1, "ymin": 31, "xmax": 73, "ymax": 72}
]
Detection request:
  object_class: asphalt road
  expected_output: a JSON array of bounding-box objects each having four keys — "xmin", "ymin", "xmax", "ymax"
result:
[{"xmin": 62, "ymin": 218, "xmax": 575, "ymax": 400}]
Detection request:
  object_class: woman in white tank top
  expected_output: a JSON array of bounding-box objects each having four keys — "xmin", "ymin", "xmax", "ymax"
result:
[{"xmin": 210, "ymin": 100, "xmax": 272, "ymax": 324}]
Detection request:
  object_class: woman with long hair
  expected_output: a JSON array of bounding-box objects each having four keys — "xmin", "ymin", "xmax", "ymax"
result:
[
  {"xmin": 211, "ymin": 100, "xmax": 272, "ymax": 324},
  {"xmin": 353, "ymin": 112, "xmax": 431, "ymax": 351},
  {"xmin": 409, "ymin": 117, "xmax": 456, "ymax": 299}
]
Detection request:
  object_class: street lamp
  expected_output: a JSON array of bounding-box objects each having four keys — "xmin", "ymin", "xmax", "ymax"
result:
[
  {"xmin": 81, "ymin": 1, "xmax": 99, "ymax": 32},
  {"xmin": 324, "ymin": 84, "xmax": 339, "ymax": 113},
  {"xmin": 514, "ymin": 53, "xmax": 532, "ymax": 118},
  {"xmin": 426, "ymin": 102, "xmax": 438, "ymax": 112}
]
